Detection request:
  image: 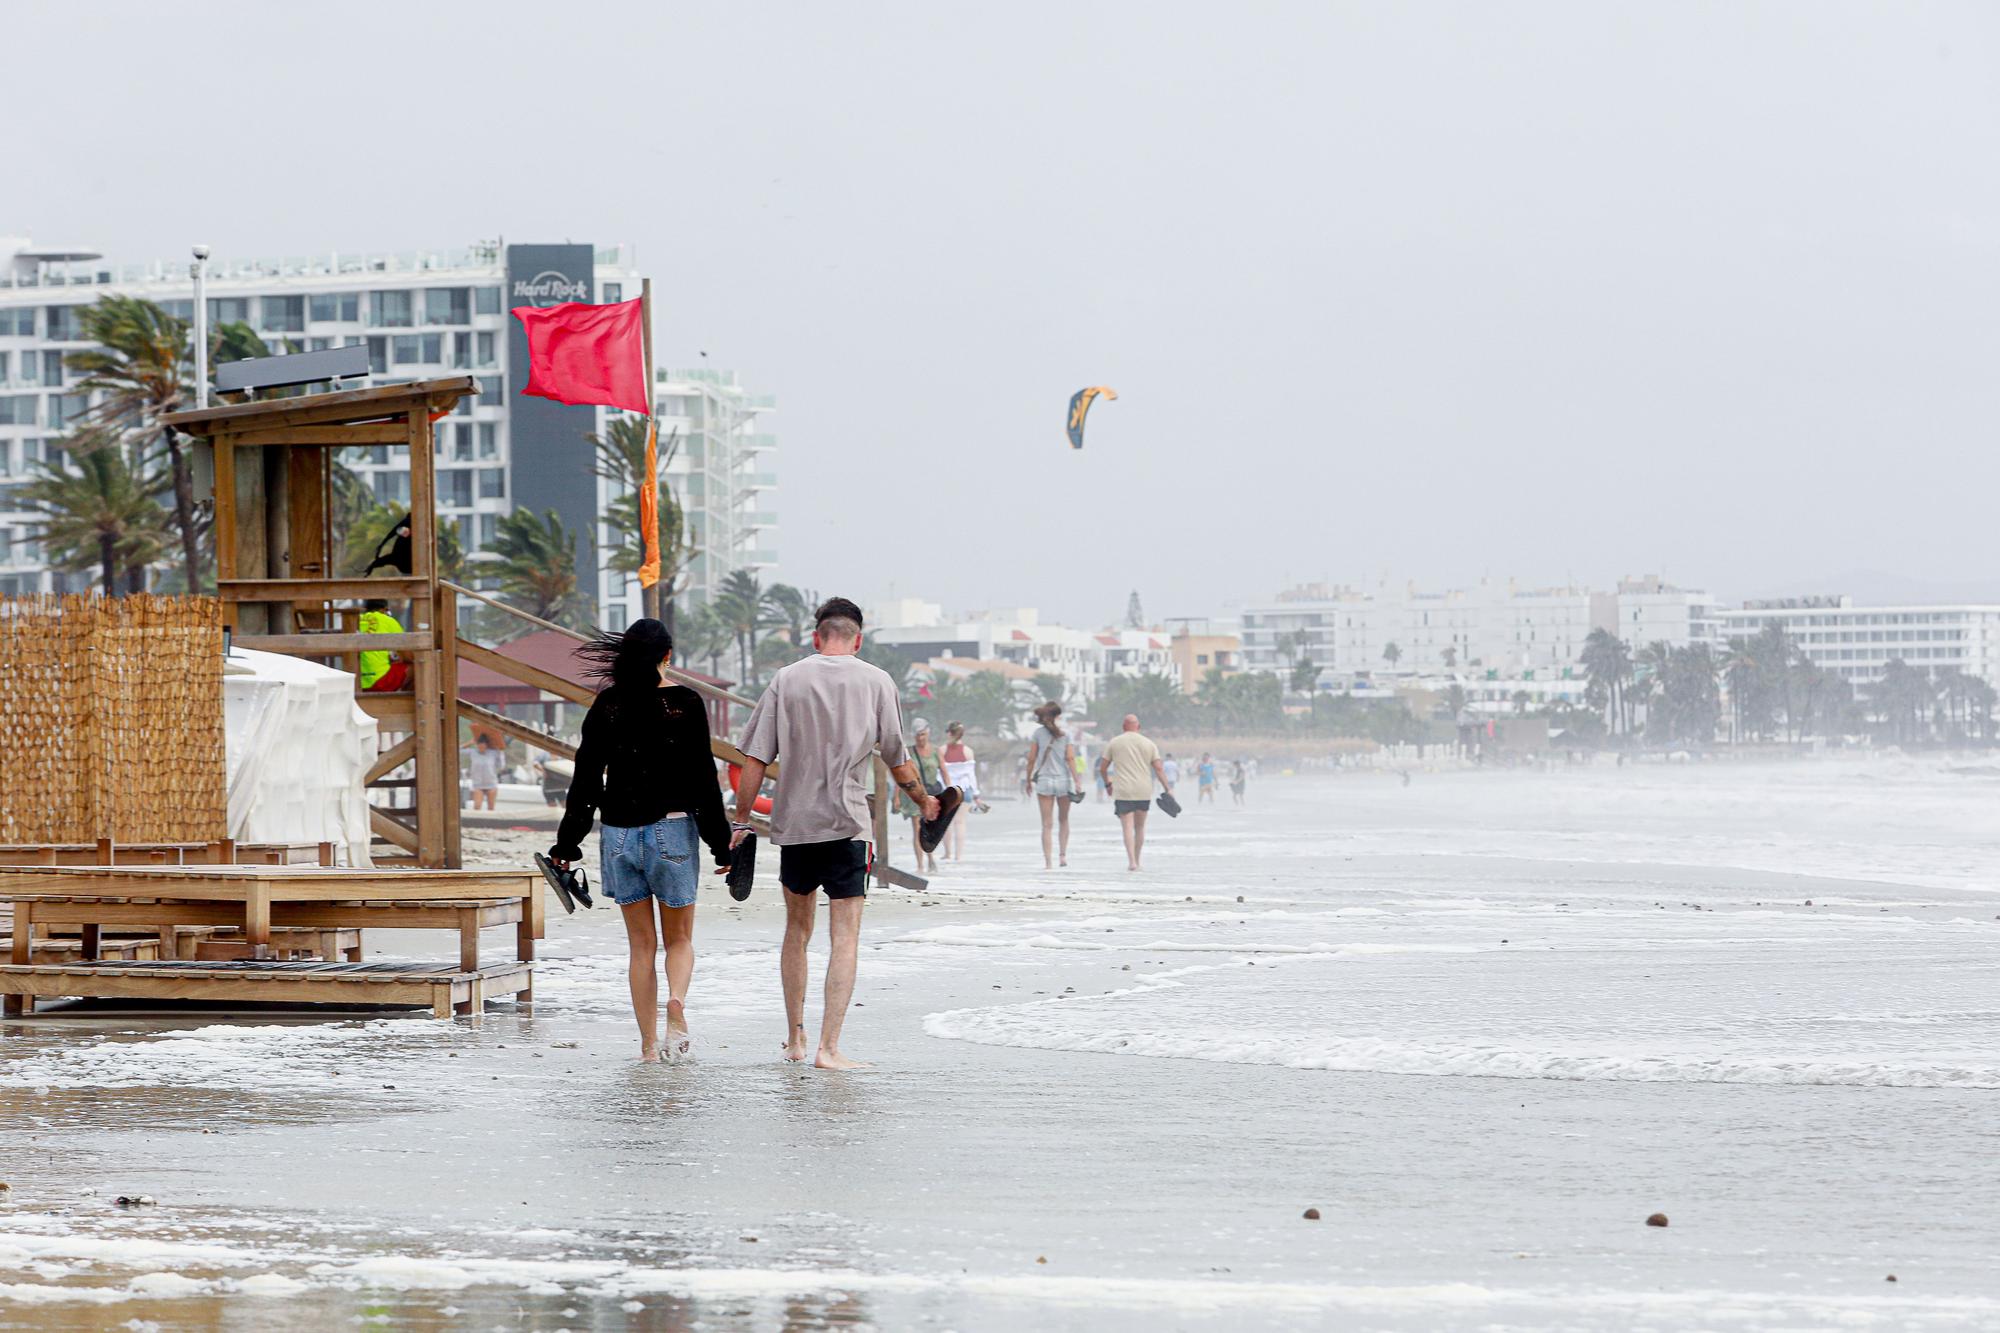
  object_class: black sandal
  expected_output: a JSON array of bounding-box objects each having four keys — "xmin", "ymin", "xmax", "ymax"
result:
[
  {"xmin": 534, "ymin": 853, "xmax": 593, "ymax": 913},
  {"xmin": 918, "ymin": 787, "xmax": 964, "ymax": 854},
  {"xmin": 727, "ymin": 835, "xmax": 757, "ymax": 901}
]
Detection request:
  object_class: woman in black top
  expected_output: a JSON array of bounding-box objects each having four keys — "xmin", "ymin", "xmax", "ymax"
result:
[{"xmin": 547, "ymin": 619, "xmax": 729, "ymax": 1061}]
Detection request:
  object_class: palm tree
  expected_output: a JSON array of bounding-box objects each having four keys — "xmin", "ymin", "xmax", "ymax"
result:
[
  {"xmin": 1382, "ymin": 641, "xmax": 1402, "ymax": 669},
  {"xmin": 65, "ymin": 296, "xmax": 272, "ymax": 592},
  {"xmin": 1096, "ymin": 670, "xmax": 1192, "ymax": 734},
  {"xmin": 924, "ymin": 670, "xmax": 1016, "ymax": 739},
  {"xmin": 764, "ymin": 582, "xmax": 820, "ymax": 650},
  {"xmin": 1441, "ymin": 645, "xmax": 1458, "ymax": 670},
  {"xmin": 676, "ymin": 602, "xmax": 733, "ymax": 680},
  {"xmin": 711, "ymin": 569, "xmax": 772, "ymax": 688},
  {"xmin": 1289, "ymin": 657, "xmax": 1319, "ymax": 695},
  {"xmin": 489, "ymin": 508, "xmax": 589, "ymax": 628},
  {"xmin": 588, "ymin": 417, "xmax": 695, "ymax": 624},
  {"xmin": 1580, "ymin": 627, "xmax": 1630, "ymax": 735},
  {"xmin": 19, "ymin": 430, "xmax": 172, "ymax": 594},
  {"xmin": 1871, "ymin": 659, "xmax": 1932, "ymax": 745},
  {"xmin": 64, "ymin": 297, "xmax": 201, "ymax": 589}
]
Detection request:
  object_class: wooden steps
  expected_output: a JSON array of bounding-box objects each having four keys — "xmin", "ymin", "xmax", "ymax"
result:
[{"xmin": 0, "ymin": 959, "xmax": 532, "ymax": 1018}]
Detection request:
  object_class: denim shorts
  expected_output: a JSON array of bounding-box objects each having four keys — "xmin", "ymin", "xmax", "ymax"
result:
[{"xmin": 601, "ymin": 815, "xmax": 699, "ymax": 908}]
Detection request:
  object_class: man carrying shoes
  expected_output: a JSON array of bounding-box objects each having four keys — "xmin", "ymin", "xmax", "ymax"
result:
[
  {"xmin": 731, "ymin": 597, "xmax": 938, "ymax": 1070},
  {"xmin": 1097, "ymin": 713, "xmax": 1172, "ymax": 872}
]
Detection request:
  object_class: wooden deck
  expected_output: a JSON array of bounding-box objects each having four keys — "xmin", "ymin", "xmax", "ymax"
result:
[
  {"xmin": 0, "ymin": 959, "xmax": 532, "ymax": 1019},
  {"xmin": 1, "ymin": 866, "xmax": 544, "ymax": 1018}
]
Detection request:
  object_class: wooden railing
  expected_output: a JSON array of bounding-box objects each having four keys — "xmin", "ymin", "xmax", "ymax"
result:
[
  {"xmin": 436, "ymin": 584, "xmax": 933, "ymax": 887},
  {"xmin": 442, "ymin": 581, "xmax": 757, "ymax": 710},
  {"xmin": 440, "ymin": 582, "xmax": 777, "ymax": 796}
]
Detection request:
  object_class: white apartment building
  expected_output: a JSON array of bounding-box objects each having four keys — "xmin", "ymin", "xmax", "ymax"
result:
[
  {"xmin": 646, "ymin": 369, "xmax": 777, "ymax": 608},
  {"xmin": 0, "ymin": 236, "xmax": 776, "ymax": 626},
  {"xmin": 1718, "ymin": 596, "xmax": 2000, "ymax": 687},
  {"xmin": 868, "ymin": 604, "xmax": 1176, "ymax": 705},
  {"xmin": 1241, "ymin": 574, "xmax": 1718, "ymax": 681},
  {"xmin": 1614, "ymin": 575, "xmax": 1723, "ymax": 654}
]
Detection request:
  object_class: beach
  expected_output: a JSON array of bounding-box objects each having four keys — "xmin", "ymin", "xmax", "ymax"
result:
[{"xmin": 2, "ymin": 756, "xmax": 1997, "ymax": 1330}]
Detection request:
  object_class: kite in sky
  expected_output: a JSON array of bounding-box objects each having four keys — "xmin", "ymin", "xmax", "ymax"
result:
[{"xmin": 1066, "ymin": 386, "xmax": 1117, "ymax": 450}]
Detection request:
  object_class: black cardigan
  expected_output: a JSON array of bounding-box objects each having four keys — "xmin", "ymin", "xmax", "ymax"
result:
[{"xmin": 551, "ymin": 683, "xmax": 729, "ymax": 865}]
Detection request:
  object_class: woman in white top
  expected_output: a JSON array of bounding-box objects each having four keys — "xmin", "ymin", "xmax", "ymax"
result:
[
  {"xmin": 938, "ymin": 720, "xmax": 979, "ymax": 862},
  {"xmin": 1023, "ymin": 701, "xmax": 1076, "ymax": 869}
]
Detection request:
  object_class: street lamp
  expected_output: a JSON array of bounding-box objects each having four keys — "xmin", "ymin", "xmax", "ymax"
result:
[{"xmin": 191, "ymin": 245, "xmax": 210, "ymax": 408}]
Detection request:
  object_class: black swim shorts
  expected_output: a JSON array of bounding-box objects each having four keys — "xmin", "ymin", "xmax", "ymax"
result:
[
  {"xmin": 779, "ymin": 838, "xmax": 870, "ymax": 899},
  {"xmin": 1114, "ymin": 799, "xmax": 1151, "ymax": 816}
]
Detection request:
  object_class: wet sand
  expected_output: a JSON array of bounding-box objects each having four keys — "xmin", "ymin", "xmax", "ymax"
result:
[{"xmin": 3, "ymin": 763, "xmax": 1998, "ymax": 1329}]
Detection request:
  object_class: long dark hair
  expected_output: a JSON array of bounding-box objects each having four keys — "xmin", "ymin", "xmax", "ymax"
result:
[
  {"xmin": 576, "ymin": 618, "xmax": 674, "ymax": 692},
  {"xmin": 1034, "ymin": 700, "xmax": 1063, "ymax": 738}
]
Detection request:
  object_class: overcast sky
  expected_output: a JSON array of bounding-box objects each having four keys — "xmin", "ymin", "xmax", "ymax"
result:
[{"xmin": 15, "ymin": 2, "xmax": 1999, "ymax": 624}]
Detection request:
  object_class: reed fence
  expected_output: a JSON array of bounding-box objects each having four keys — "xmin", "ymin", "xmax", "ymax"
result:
[{"xmin": 0, "ymin": 594, "xmax": 225, "ymax": 845}]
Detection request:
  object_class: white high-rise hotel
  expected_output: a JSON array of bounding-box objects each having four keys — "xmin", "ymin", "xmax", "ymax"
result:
[{"xmin": 0, "ymin": 236, "xmax": 776, "ymax": 625}]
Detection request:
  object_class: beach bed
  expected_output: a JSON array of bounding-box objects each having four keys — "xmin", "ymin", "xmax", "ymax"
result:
[{"xmin": 0, "ymin": 867, "xmax": 542, "ymax": 1018}]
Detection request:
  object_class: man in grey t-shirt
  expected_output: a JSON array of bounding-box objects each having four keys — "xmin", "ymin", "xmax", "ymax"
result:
[{"xmin": 732, "ymin": 596, "xmax": 937, "ymax": 1070}]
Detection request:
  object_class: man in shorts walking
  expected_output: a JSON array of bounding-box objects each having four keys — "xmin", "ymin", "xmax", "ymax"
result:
[
  {"xmin": 1097, "ymin": 714, "xmax": 1172, "ymax": 872},
  {"xmin": 731, "ymin": 597, "xmax": 938, "ymax": 1069}
]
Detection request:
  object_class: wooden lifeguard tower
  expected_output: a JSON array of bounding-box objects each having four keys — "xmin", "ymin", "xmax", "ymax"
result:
[
  {"xmin": 163, "ymin": 369, "xmax": 926, "ymax": 889},
  {"xmin": 164, "ymin": 375, "xmax": 474, "ymax": 867}
]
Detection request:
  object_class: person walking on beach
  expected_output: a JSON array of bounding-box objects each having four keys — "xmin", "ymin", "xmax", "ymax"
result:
[
  {"xmin": 897, "ymin": 720, "xmax": 945, "ymax": 874},
  {"xmin": 732, "ymin": 597, "xmax": 938, "ymax": 1071},
  {"xmin": 1230, "ymin": 758, "xmax": 1248, "ymax": 806},
  {"xmin": 547, "ymin": 620, "xmax": 730, "ymax": 1063},
  {"xmin": 1024, "ymin": 701, "xmax": 1077, "ymax": 869},
  {"xmin": 1197, "ymin": 753, "xmax": 1218, "ymax": 803},
  {"xmin": 939, "ymin": 721, "xmax": 982, "ymax": 861},
  {"xmin": 1162, "ymin": 752, "xmax": 1181, "ymax": 791},
  {"xmin": 467, "ymin": 736, "xmax": 504, "ymax": 811},
  {"xmin": 1098, "ymin": 715, "xmax": 1171, "ymax": 871}
]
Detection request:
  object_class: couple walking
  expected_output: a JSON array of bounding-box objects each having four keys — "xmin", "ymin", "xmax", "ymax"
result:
[
  {"xmin": 1024, "ymin": 703, "xmax": 1174, "ymax": 872},
  {"xmin": 545, "ymin": 597, "xmax": 942, "ymax": 1067}
]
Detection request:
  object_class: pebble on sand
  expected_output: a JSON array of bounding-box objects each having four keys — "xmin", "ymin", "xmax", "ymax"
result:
[
  {"xmin": 0, "ymin": 1182, "xmax": 10, "ymax": 1201},
  {"xmin": 1886, "ymin": 1274, "xmax": 1898, "ymax": 1282},
  {"xmin": 1036, "ymin": 1256, "xmax": 1048, "ymax": 1265},
  {"xmin": 1645, "ymin": 1213, "xmax": 1669, "ymax": 1228},
  {"xmin": 115, "ymin": 1195, "xmax": 156, "ymax": 1208},
  {"xmin": 1303, "ymin": 1208, "xmax": 1321, "ymax": 1220}
]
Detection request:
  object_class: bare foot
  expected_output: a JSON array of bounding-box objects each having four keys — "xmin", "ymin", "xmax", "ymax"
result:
[
  {"xmin": 781, "ymin": 1026, "xmax": 809, "ymax": 1063},
  {"xmin": 814, "ymin": 1049, "xmax": 872, "ymax": 1071},
  {"xmin": 665, "ymin": 998, "xmax": 691, "ymax": 1058},
  {"xmin": 639, "ymin": 1042, "xmax": 662, "ymax": 1063}
]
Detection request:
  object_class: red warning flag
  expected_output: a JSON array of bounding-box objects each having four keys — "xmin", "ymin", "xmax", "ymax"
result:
[{"xmin": 510, "ymin": 298, "xmax": 649, "ymax": 414}]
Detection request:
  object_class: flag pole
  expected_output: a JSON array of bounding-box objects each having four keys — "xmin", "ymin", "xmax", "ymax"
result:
[{"xmin": 638, "ymin": 276, "xmax": 662, "ymax": 621}]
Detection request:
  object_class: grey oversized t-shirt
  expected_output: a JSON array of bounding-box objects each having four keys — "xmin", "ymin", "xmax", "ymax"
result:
[{"xmin": 738, "ymin": 653, "xmax": 910, "ymax": 846}]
